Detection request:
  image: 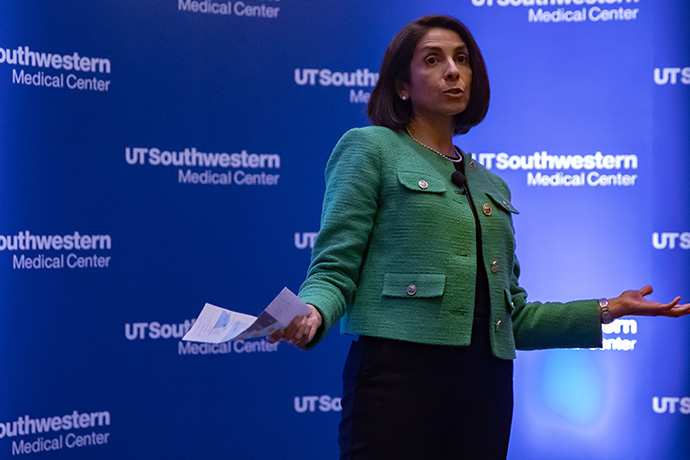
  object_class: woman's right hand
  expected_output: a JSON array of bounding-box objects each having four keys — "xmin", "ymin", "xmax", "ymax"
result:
[
  {"xmin": 607, "ymin": 285, "xmax": 690, "ymax": 320},
  {"xmin": 268, "ymin": 304, "xmax": 323, "ymax": 349}
]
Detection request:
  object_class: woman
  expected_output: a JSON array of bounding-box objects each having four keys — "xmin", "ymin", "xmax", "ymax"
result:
[{"xmin": 270, "ymin": 15, "xmax": 690, "ymax": 459}]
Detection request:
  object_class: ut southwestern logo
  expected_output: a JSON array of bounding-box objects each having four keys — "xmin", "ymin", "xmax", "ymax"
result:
[
  {"xmin": 475, "ymin": 150, "xmax": 639, "ymax": 188},
  {"xmin": 295, "ymin": 232, "xmax": 318, "ymax": 250},
  {"xmin": 125, "ymin": 146, "xmax": 282, "ymax": 186},
  {"xmin": 178, "ymin": 0, "xmax": 281, "ymax": 18},
  {"xmin": 652, "ymin": 232, "xmax": 690, "ymax": 250},
  {"xmin": 294, "ymin": 395, "xmax": 342, "ymax": 413},
  {"xmin": 470, "ymin": 0, "xmax": 640, "ymax": 6},
  {"xmin": 294, "ymin": 68, "xmax": 379, "ymax": 104},
  {"xmin": 652, "ymin": 397, "xmax": 690, "ymax": 415},
  {"xmin": 470, "ymin": 0, "xmax": 641, "ymax": 24},
  {"xmin": 125, "ymin": 320, "xmax": 193, "ymax": 340},
  {"xmin": 125, "ymin": 320, "xmax": 280, "ymax": 355},
  {"xmin": 294, "ymin": 68, "xmax": 378, "ymax": 88},
  {"xmin": 599, "ymin": 319, "xmax": 637, "ymax": 351},
  {"xmin": 1, "ymin": 410, "xmax": 111, "ymax": 456},
  {"xmin": 654, "ymin": 67, "xmax": 690, "ymax": 85},
  {"xmin": 1, "ymin": 230, "xmax": 113, "ymax": 271},
  {"xmin": 0, "ymin": 45, "xmax": 112, "ymax": 92}
]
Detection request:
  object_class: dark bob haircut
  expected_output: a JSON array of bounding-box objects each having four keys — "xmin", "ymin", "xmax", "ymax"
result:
[{"xmin": 368, "ymin": 15, "xmax": 490, "ymax": 135}]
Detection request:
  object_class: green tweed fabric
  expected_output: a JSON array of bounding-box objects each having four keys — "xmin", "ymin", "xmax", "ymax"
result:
[{"xmin": 299, "ymin": 126, "xmax": 602, "ymax": 359}]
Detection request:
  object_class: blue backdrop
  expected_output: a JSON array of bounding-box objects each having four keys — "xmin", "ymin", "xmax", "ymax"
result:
[{"xmin": 1, "ymin": 1, "xmax": 688, "ymax": 459}]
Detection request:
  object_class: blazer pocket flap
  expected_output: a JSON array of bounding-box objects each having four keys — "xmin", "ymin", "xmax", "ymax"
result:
[
  {"xmin": 383, "ymin": 273, "xmax": 446, "ymax": 298},
  {"xmin": 397, "ymin": 171, "xmax": 447, "ymax": 193},
  {"xmin": 487, "ymin": 192, "xmax": 519, "ymax": 214}
]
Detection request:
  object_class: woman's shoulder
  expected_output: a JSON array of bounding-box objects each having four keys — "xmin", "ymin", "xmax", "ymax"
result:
[
  {"xmin": 338, "ymin": 125, "xmax": 405, "ymax": 149},
  {"xmin": 327, "ymin": 126, "xmax": 410, "ymax": 175}
]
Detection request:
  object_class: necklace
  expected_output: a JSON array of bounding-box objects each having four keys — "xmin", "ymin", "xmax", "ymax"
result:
[{"xmin": 405, "ymin": 127, "xmax": 462, "ymax": 163}]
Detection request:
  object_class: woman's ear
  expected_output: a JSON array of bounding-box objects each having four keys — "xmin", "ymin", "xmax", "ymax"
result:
[{"xmin": 396, "ymin": 80, "xmax": 409, "ymax": 101}]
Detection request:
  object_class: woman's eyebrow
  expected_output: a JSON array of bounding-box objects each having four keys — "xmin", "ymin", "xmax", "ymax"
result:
[{"xmin": 418, "ymin": 44, "xmax": 469, "ymax": 53}]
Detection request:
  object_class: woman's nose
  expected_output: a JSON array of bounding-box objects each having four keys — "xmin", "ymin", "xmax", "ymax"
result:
[{"xmin": 445, "ymin": 59, "xmax": 460, "ymax": 80}]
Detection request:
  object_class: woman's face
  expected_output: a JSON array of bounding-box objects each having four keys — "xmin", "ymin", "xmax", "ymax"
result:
[{"xmin": 399, "ymin": 27, "xmax": 472, "ymax": 125}]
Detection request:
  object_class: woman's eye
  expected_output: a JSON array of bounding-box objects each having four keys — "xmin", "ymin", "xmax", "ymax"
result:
[
  {"xmin": 426, "ymin": 56, "xmax": 438, "ymax": 65},
  {"xmin": 457, "ymin": 54, "xmax": 469, "ymax": 63}
]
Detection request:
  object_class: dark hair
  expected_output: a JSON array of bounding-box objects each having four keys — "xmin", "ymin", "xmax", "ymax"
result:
[{"xmin": 367, "ymin": 15, "xmax": 490, "ymax": 135}]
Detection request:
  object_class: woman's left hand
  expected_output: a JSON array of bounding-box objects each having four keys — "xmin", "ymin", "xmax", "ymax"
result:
[
  {"xmin": 608, "ymin": 285, "xmax": 690, "ymax": 320},
  {"xmin": 267, "ymin": 303, "xmax": 323, "ymax": 349}
]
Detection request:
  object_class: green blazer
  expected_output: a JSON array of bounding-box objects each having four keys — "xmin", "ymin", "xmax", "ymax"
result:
[{"xmin": 299, "ymin": 126, "xmax": 602, "ymax": 359}]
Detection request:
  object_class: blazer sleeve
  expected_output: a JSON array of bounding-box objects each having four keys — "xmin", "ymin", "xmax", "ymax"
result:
[
  {"xmin": 510, "ymin": 255, "xmax": 603, "ymax": 350},
  {"xmin": 298, "ymin": 128, "xmax": 382, "ymax": 347}
]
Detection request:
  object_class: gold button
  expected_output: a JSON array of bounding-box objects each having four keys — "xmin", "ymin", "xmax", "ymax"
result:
[
  {"xmin": 491, "ymin": 261, "xmax": 500, "ymax": 273},
  {"xmin": 470, "ymin": 161, "xmax": 477, "ymax": 170},
  {"xmin": 418, "ymin": 180, "xmax": 428, "ymax": 189},
  {"xmin": 407, "ymin": 284, "xmax": 417, "ymax": 296},
  {"xmin": 482, "ymin": 203, "xmax": 493, "ymax": 216}
]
